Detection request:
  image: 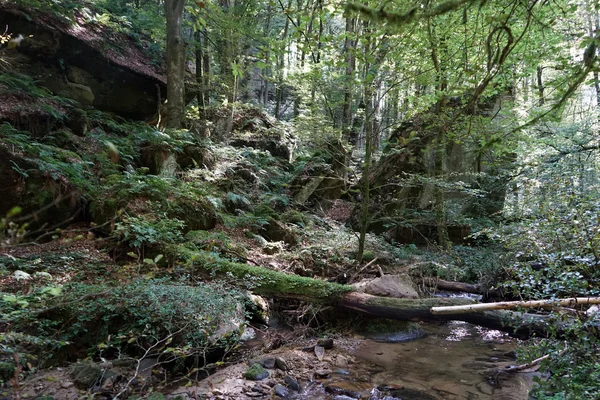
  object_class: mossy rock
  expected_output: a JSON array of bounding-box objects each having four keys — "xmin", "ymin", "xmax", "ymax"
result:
[
  {"xmin": 243, "ymin": 363, "xmax": 269, "ymax": 381},
  {"xmin": 280, "ymin": 210, "xmax": 305, "ymax": 226},
  {"xmin": 261, "ymin": 217, "xmax": 298, "ymax": 246},
  {"xmin": 168, "ymin": 195, "xmax": 217, "ymax": 231},
  {"xmin": 70, "ymin": 361, "xmax": 102, "ymax": 389},
  {"xmin": 0, "ymin": 362, "xmax": 15, "ymax": 382},
  {"xmin": 178, "ymin": 145, "xmax": 215, "ymax": 170},
  {"xmin": 42, "ymin": 129, "xmax": 76, "ymax": 150},
  {"xmin": 253, "ymin": 204, "xmax": 278, "ymax": 219},
  {"xmin": 141, "ymin": 145, "xmax": 176, "ymax": 176}
]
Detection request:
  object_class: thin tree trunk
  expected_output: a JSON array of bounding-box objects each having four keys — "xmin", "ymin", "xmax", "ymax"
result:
[
  {"xmin": 315, "ymin": 0, "xmax": 323, "ymax": 63},
  {"xmin": 427, "ymin": 17, "xmax": 450, "ymax": 249},
  {"xmin": 342, "ymin": 16, "xmax": 356, "ymax": 141},
  {"xmin": 262, "ymin": 3, "xmax": 273, "ymax": 106},
  {"xmin": 593, "ymin": 10, "xmax": 600, "ymax": 109},
  {"xmin": 195, "ymin": 30, "xmax": 206, "ymax": 111},
  {"xmin": 164, "ymin": 0, "xmax": 186, "ymax": 129},
  {"xmin": 536, "ymin": 65, "xmax": 544, "ymax": 106},
  {"xmin": 275, "ymin": 0, "xmax": 292, "ymax": 119},
  {"xmin": 293, "ymin": 0, "xmax": 305, "ymax": 117},
  {"xmin": 432, "ymin": 297, "xmax": 600, "ymax": 314},
  {"xmin": 357, "ymin": 21, "xmax": 373, "ymax": 263}
]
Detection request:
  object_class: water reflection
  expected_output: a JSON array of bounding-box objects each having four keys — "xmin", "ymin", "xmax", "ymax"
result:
[
  {"xmin": 290, "ymin": 322, "xmax": 536, "ymax": 399},
  {"xmin": 354, "ymin": 322, "xmax": 535, "ymax": 399}
]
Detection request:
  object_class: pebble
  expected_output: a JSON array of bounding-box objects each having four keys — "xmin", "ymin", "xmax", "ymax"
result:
[
  {"xmin": 335, "ymin": 355, "xmax": 348, "ymax": 368},
  {"xmin": 274, "ymin": 384, "xmax": 289, "ymax": 398},
  {"xmin": 314, "ymin": 369, "xmax": 331, "ymax": 379},
  {"xmin": 314, "ymin": 345, "xmax": 325, "ymax": 361},
  {"xmin": 334, "ymin": 369, "xmax": 351, "ymax": 375},
  {"xmin": 251, "ymin": 386, "xmax": 266, "ymax": 393},
  {"xmin": 275, "ymin": 357, "xmax": 289, "ymax": 371},
  {"xmin": 284, "ymin": 375, "xmax": 301, "ymax": 391}
]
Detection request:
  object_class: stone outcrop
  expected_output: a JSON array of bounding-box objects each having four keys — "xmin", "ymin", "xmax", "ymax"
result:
[{"xmin": 0, "ymin": 2, "xmax": 168, "ymax": 120}]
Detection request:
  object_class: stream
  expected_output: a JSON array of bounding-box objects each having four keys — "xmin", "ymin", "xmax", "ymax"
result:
[{"xmin": 292, "ymin": 321, "xmax": 536, "ymax": 400}]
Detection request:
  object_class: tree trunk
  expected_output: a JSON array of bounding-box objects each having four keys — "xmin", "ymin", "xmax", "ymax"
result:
[
  {"xmin": 293, "ymin": 0, "xmax": 305, "ymax": 117},
  {"xmin": 275, "ymin": 0, "xmax": 292, "ymax": 119},
  {"xmin": 164, "ymin": 0, "xmax": 186, "ymax": 129},
  {"xmin": 536, "ymin": 65, "xmax": 544, "ymax": 106},
  {"xmin": 427, "ymin": 17, "xmax": 450, "ymax": 249},
  {"xmin": 261, "ymin": 3, "xmax": 273, "ymax": 106},
  {"xmin": 195, "ymin": 30, "xmax": 206, "ymax": 111},
  {"xmin": 342, "ymin": 16, "xmax": 356, "ymax": 140},
  {"xmin": 357, "ymin": 21, "xmax": 373, "ymax": 263},
  {"xmin": 431, "ymin": 297, "xmax": 600, "ymax": 314}
]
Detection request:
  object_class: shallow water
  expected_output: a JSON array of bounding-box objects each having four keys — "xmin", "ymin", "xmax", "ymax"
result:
[{"xmin": 295, "ymin": 321, "xmax": 535, "ymax": 400}]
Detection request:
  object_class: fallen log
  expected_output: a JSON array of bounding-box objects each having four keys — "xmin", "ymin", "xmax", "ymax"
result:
[
  {"xmin": 431, "ymin": 297, "xmax": 600, "ymax": 315},
  {"xmin": 340, "ymin": 292, "xmax": 551, "ymax": 338},
  {"xmin": 181, "ymin": 248, "xmax": 556, "ymax": 338}
]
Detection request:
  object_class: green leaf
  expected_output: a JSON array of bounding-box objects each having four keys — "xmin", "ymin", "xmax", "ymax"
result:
[{"xmin": 7, "ymin": 206, "xmax": 22, "ymax": 218}]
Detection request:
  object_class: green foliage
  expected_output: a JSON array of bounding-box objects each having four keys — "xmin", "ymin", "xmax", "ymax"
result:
[
  {"xmin": 493, "ymin": 123, "xmax": 600, "ymax": 396},
  {"xmin": 184, "ymin": 230, "xmax": 246, "ymax": 258},
  {"xmin": 1, "ymin": 123, "xmax": 94, "ymax": 194},
  {"xmin": 11, "ymin": 280, "xmax": 245, "ymax": 360},
  {"xmin": 94, "ymin": 169, "xmax": 216, "ymax": 233},
  {"xmin": 0, "ymin": 72, "xmax": 53, "ymax": 97},
  {"xmin": 280, "ymin": 210, "xmax": 307, "ymax": 226},
  {"xmin": 524, "ymin": 324, "xmax": 600, "ymax": 399},
  {"xmin": 0, "ymin": 207, "xmax": 27, "ymax": 246},
  {"xmin": 224, "ymin": 192, "xmax": 252, "ymax": 213},
  {"xmin": 0, "ymin": 362, "xmax": 15, "ymax": 384},
  {"xmin": 114, "ymin": 214, "xmax": 185, "ymax": 249}
]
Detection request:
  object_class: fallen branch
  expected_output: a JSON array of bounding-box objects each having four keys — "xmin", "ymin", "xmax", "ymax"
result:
[
  {"xmin": 417, "ymin": 276, "xmax": 501, "ymax": 297},
  {"xmin": 502, "ymin": 348, "xmax": 568, "ymax": 373},
  {"xmin": 431, "ymin": 297, "xmax": 600, "ymax": 315},
  {"xmin": 350, "ymin": 257, "xmax": 379, "ymax": 282},
  {"xmin": 340, "ymin": 291, "xmax": 551, "ymax": 338}
]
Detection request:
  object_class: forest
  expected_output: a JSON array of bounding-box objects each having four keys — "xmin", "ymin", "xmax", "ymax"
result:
[{"xmin": 1, "ymin": 0, "xmax": 600, "ymax": 398}]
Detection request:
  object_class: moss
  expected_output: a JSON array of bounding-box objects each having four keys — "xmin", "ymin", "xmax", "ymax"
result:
[
  {"xmin": 0, "ymin": 362, "xmax": 15, "ymax": 382},
  {"xmin": 70, "ymin": 362, "xmax": 102, "ymax": 389},
  {"xmin": 178, "ymin": 246, "xmax": 352, "ymax": 300},
  {"xmin": 243, "ymin": 363, "xmax": 268, "ymax": 380},
  {"xmin": 362, "ymin": 250, "xmax": 377, "ymax": 262},
  {"xmin": 253, "ymin": 204, "xmax": 278, "ymax": 219},
  {"xmin": 280, "ymin": 210, "xmax": 306, "ymax": 225}
]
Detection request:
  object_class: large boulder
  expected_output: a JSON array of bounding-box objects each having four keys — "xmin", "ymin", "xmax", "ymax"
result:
[{"xmin": 353, "ymin": 275, "xmax": 419, "ymax": 299}]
